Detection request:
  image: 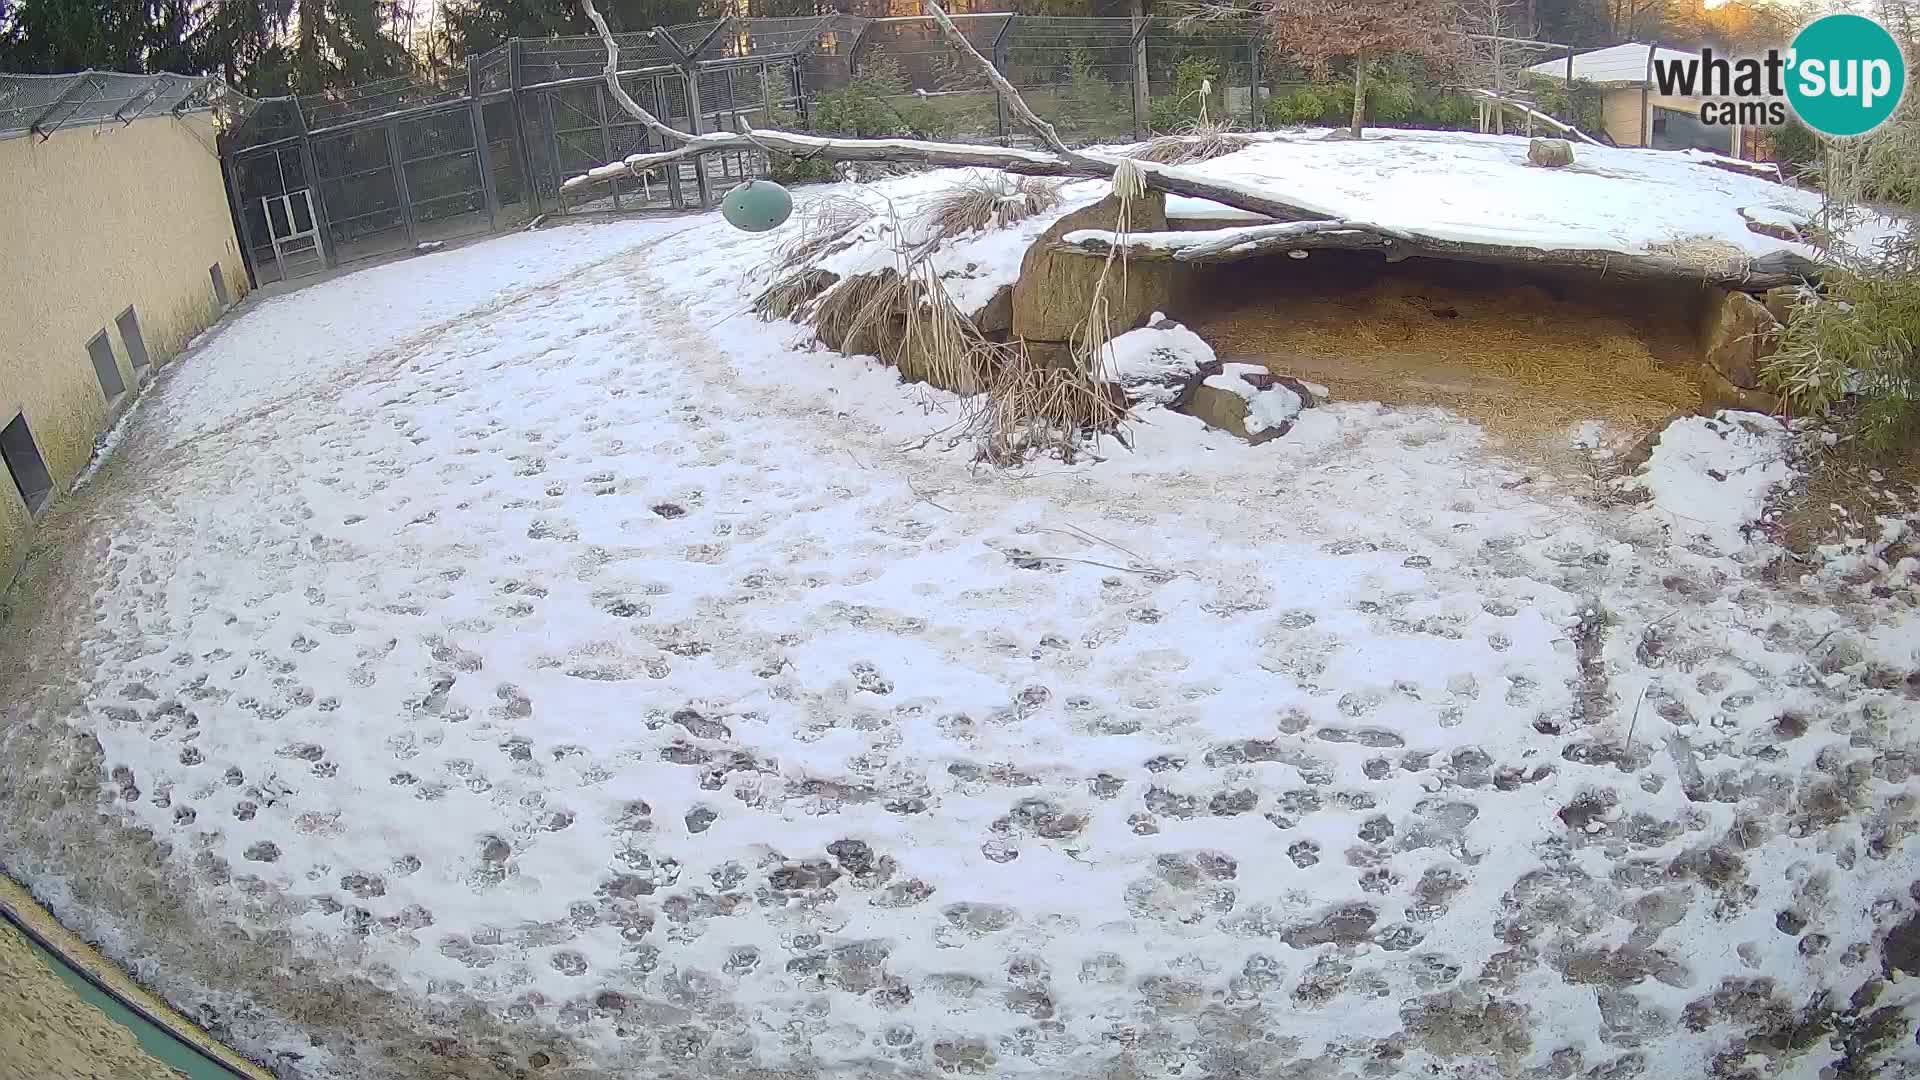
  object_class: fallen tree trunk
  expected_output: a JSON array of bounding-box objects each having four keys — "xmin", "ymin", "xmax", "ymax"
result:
[{"xmin": 1058, "ymin": 224, "xmax": 1813, "ymax": 289}]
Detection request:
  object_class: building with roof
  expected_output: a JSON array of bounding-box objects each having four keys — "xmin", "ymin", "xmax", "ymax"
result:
[
  {"xmin": 0, "ymin": 72, "xmax": 247, "ymax": 585},
  {"xmin": 1528, "ymin": 42, "xmax": 1742, "ymax": 156}
]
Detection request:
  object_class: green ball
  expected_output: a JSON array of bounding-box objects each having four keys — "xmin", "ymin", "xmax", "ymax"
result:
[{"xmin": 720, "ymin": 180, "xmax": 793, "ymax": 233}]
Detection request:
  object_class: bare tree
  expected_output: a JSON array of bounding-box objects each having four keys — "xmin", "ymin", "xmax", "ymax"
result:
[
  {"xmin": 1460, "ymin": 0, "xmax": 1529, "ymax": 135},
  {"xmin": 1260, "ymin": 0, "xmax": 1466, "ymax": 138}
]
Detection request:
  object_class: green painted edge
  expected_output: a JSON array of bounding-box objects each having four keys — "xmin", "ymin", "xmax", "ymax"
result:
[{"xmin": 0, "ymin": 903, "xmax": 265, "ymax": 1079}]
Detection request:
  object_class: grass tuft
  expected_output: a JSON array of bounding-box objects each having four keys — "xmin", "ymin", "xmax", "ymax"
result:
[
  {"xmin": 920, "ymin": 173, "xmax": 1063, "ymax": 244},
  {"xmin": 774, "ymin": 196, "xmax": 877, "ymax": 276},
  {"xmin": 1125, "ymin": 118, "xmax": 1253, "ymax": 165},
  {"xmin": 753, "ymin": 269, "xmax": 840, "ymax": 322}
]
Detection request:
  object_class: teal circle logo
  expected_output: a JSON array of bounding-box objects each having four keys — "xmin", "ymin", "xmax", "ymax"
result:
[{"xmin": 1786, "ymin": 14, "xmax": 1907, "ymax": 137}]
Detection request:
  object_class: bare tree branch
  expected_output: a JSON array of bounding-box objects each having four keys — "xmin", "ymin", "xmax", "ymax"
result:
[
  {"xmin": 921, "ymin": 2, "xmax": 1071, "ymax": 157},
  {"xmin": 581, "ymin": 0, "xmax": 688, "ymax": 145}
]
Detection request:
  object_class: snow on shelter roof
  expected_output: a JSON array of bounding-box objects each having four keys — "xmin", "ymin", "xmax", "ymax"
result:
[{"xmin": 1527, "ymin": 42, "xmax": 1698, "ymax": 86}]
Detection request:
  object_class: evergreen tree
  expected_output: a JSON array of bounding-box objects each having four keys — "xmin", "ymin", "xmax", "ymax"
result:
[
  {"xmin": 0, "ymin": 0, "xmax": 176, "ymax": 73},
  {"xmin": 444, "ymin": 0, "xmax": 707, "ymax": 59}
]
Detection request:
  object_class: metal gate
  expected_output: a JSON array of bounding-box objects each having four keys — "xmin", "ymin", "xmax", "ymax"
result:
[
  {"xmin": 229, "ymin": 140, "xmax": 320, "ymax": 285},
  {"xmin": 262, "ymin": 189, "xmax": 324, "ymax": 280}
]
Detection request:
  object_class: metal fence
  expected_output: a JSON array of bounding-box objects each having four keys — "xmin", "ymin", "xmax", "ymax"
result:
[
  {"xmin": 219, "ymin": 14, "xmax": 1583, "ymax": 286},
  {"xmin": 0, "ymin": 71, "xmax": 227, "ymax": 141}
]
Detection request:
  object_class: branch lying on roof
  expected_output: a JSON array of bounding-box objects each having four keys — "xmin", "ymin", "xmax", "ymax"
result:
[{"xmin": 1057, "ymin": 223, "xmax": 1812, "ymax": 288}]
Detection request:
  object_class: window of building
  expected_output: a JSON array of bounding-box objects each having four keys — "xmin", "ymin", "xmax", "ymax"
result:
[
  {"xmin": 1, "ymin": 412, "xmax": 53, "ymax": 514},
  {"xmin": 86, "ymin": 330, "xmax": 126, "ymax": 401},
  {"xmin": 117, "ymin": 306, "xmax": 151, "ymax": 369}
]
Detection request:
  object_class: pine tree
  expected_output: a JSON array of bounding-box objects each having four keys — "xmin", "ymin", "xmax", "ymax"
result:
[{"xmin": 443, "ymin": 0, "xmax": 706, "ymax": 59}]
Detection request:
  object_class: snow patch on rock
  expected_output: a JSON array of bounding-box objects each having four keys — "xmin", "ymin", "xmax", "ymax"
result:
[{"xmin": 1101, "ymin": 314, "xmax": 1215, "ymax": 404}]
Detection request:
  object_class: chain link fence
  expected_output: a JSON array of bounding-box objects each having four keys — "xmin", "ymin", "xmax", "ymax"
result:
[
  {"xmin": 218, "ymin": 14, "xmax": 1585, "ymax": 285},
  {"xmin": 0, "ymin": 71, "xmax": 229, "ymax": 141}
]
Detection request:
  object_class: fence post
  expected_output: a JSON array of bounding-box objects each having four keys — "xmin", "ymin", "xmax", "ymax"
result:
[
  {"xmin": 1131, "ymin": 14, "xmax": 1151, "ymax": 139},
  {"xmin": 541, "ymin": 90, "xmax": 564, "ymax": 213},
  {"xmin": 385, "ymin": 118, "xmax": 417, "ymax": 246},
  {"xmin": 684, "ymin": 63, "xmax": 713, "ymax": 207},
  {"xmin": 292, "ymin": 101, "xmax": 335, "ymax": 268},
  {"xmin": 661, "ymin": 74, "xmax": 685, "ymax": 211},
  {"xmin": 595, "ymin": 83, "xmax": 621, "ymax": 211},
  {"xmin": 507, "ymin": 40, "xmax": 542, "ymax": 215},
  {"xmin": 992, "ymin": 15, "xmax": 1014, "ymax": 144},
  {"xmin": 1246, "ymin": 37, "xmax": 1260, "ymax": 129},
  {"xmin": 220, "ymin": 150, "xmax": 261, "ymax": 290},
  {"xmin": 469, "ymin": 57, "xmax": 500, "ymax": 230}
]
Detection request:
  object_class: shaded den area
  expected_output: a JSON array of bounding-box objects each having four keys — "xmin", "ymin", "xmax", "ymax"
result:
[{"xmin": 1180, "ymin": 248, "xmax": 1722, "ymax": 461}]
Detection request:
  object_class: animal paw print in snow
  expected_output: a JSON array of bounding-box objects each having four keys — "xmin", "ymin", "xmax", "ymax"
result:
[{"xmin": 850, "ymin": 661, "xmax": 893, "ymax": 695}]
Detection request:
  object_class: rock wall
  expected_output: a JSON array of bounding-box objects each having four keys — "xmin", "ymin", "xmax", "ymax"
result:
[{"xmin": 1011, "ymin": 192, "xmax": 1180, "ymax": 353}]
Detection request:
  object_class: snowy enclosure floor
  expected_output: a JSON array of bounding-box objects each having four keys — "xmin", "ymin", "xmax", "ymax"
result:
[{"xmin": 2, "ymin": 212, "xmax": 1918, "ymax": 1080}]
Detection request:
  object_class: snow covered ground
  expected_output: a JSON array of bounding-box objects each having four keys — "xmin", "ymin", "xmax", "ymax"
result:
[{"xmin": 3, "ymin": 156, "xmax": 1920, "ymax": 1080}]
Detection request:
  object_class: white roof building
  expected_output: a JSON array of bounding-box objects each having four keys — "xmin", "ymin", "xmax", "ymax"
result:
[{"xmin": 1527, "ymin": 42, "xmax": 1697, "ymax": 86}]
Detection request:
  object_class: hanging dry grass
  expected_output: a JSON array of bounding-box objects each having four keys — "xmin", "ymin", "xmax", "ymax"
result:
[
  {"xmin": 972, "ymin": 342, "xmax": 1131, "ymax": 464},
  {"xmin": 920, "ymin": 173, "xmax": 1063, "ymax": 243},
  {"xmin": 775, "ymin": 196, "xmax": 878, "ymax": 275},
  {"xmin": 1126, "ymin": 118, "xmax": 1253, "ymax": 165},
  {"xmin": 810, "ymin": 269, "xmax": 906, "ymax": 358},
  {"xmin": 780, "ymin": 180, "xmax": 1135, "ymax": 464},
  {"xmin": 753, "ymin": 268, "xmax": 841, "ymax": 321}
]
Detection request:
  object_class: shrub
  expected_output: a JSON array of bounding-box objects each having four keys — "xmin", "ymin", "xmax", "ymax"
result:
[
  {"xmin": 1052, "ymin": 48, "xmax": 1130, "ymax": 143},
  {"xmin": 809, "ymin": 57, "xmax": 934, "ymax": 139},
  {"xmin": 1525, "ymin": 75, "xmax": 1606, "ymax": 140},
  {"xmin": 1763, "ymin": 243, "xmax": 1920, "ymax": 450},
  {"xmin": 1149, "ymin": 56, "xmax": 1222, "ymax": 132}
]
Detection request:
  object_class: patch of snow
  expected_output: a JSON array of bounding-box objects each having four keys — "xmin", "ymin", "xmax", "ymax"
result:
[
  {"xmin": 1100, "ymin": 316, "xmax": 1214, "ymax": 403},
  {"xmin": 1740, "ymin": 203, "xmax": 1805, "ymax": 229},
  {"xmin": 66, "ymin": 392, "xmax": 148, "ymax": 495},
  {"xmin": 1632, "ymin": 411, "xmax": 1794, "ymax": 553},
  {"xmin": 737, "ymin": 170, "xmax": 1109, "ymax": 318},
  {"xmin": 152, "ymin": 218, "xmax": 687, "ymax": 439},
  {"xmin": 1187, "ymin": 128, "xmax": 1868, "ymax": 257},
  {"xmin": 1163, "ymin": 195, "xmax": 1272, "ymax": 223},
  {"xmin": 1199, "ymin": 363, "xmax": 1306, "ymax": 435},
  {"xmin": 1243, "ymin": 382, "xmax": 1304, "ymax": 434}
]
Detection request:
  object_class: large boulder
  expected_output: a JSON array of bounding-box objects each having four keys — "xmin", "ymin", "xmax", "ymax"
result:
[
  {"xmin": 971, "ymin": 284, "xmax": 1014, "ymax": 339},
  {"xmin": 1175, "ymin": 360, "xmax": 1325, "ymax": 444},
  {"xmin": 1761, "ymin": 284, "xmax": 1806, "ymax": 326},
  {"xmin": 1012, "ymin": 191, "xmax": 1177, "ymax": 346},
  {"xmin": 1693, "ymin": 363, "xmax": 1783, "ymax": 415},
  {"xmin": 1698, "ymin": 288, "xmax": 1781, "ymax": 390},
  {"xmin": 1528, "ymin": 138, "xmax": 1575, "ymax": 168}
]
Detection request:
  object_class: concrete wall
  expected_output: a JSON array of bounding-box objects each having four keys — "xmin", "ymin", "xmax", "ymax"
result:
[
  {"xmin": 0, "ymin": 111, "xmax": 245, "ymax": 585},
  {"xmin": 1599, "ymin": 88, "xmax": 1728, "ymax": 150},
  {"xmin": 1601, "ymin": 87, "xmax": 1648, "ymax": 147}
]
